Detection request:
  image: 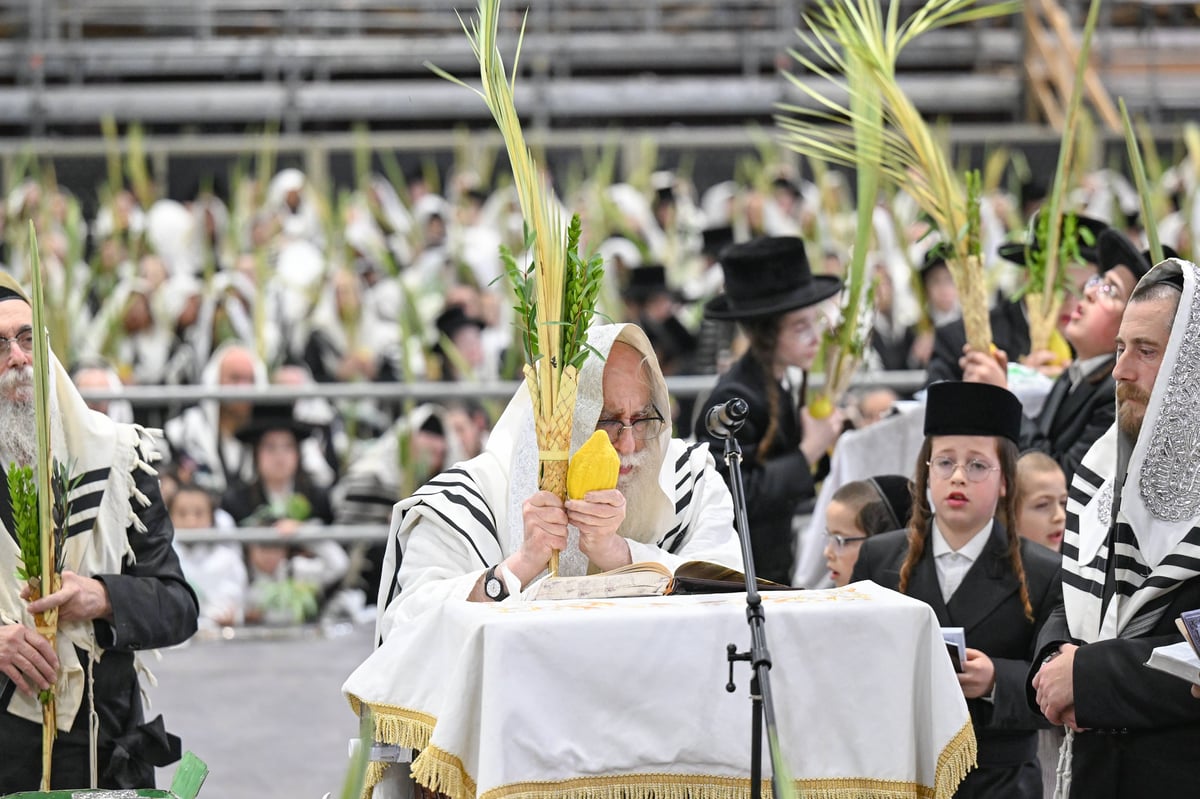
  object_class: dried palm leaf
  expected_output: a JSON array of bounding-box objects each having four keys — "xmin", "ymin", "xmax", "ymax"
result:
[
  {"xmin": 778, "ymin": 0, "xmax": 1019, "ymax": 353},
  {"xmin": 1025, "ymin": 0, "xmax": 1103, "ymax": 352},
  {"xmin": 430, "ymin": 0, "xmax": 605, "ymax": 575}
]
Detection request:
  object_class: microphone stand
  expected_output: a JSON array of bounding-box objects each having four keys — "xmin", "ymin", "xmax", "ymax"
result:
[{"xmin": 719, "ymin": 424, "xmax": 791, "ymax": 799}]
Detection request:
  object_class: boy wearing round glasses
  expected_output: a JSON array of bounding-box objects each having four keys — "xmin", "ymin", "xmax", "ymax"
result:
[
  {"xmin": 851, "ymin": 381, "xmax": 1062, "ymax": 799},
  {"xmin": 961, "ymin": 227, "xmax": 1166, "ymax": 486}
]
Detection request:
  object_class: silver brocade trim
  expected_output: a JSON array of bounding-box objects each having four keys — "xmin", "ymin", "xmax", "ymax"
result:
[{"xmin": 1141, "ymin": 278, "xmax": 1200, "ymax": 521}]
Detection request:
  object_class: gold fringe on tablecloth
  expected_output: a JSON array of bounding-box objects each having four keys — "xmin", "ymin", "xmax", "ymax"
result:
[
  {"xmin": 411, "ymin": 744, "xmax": 479, "ymax": 799},
  {"xmin": 933, "ymin": 720, "xmax": 978, "ymax": 799},
  {"xmin": 354, "ymin": 706, "xmax": 977, "ymax": 799}
]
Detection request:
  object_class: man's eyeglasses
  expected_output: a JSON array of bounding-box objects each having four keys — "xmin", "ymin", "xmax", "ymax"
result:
[
  {"xmin": 927, "ymin": 457, "xmax": 999, "ymax": 483},
  {"xmin": 1083, "ymin": 274, "xmax": 1126, "ymax": 305},
  {"xmin": 825, "ymin": 532, "xmax": 869, "ymax": 551},
  {"xmin": 0, "ymin": 330, "xmax": 34, "ymax": 358},
  {"xmin": 596, "ymin": 414, "xmax": 665, "ymax": 441}
]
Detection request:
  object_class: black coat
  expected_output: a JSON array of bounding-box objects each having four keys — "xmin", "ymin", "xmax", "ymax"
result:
[
  {"xmin": 696, "ymin": 354, "xmax": 817, "ymax": 584},
  {"xmin": 926, "ymin": 300, "xmax": 1032, "ymax": 386},
  {"xmin": 1026, "ymin": 574, "xmax": 1200, "ymax": 798},
  {"xmin": 852, "ymin": 523, "xmax": 1063, "ymax": 799},
  {"xmin": 1018, "ymin": 359, "xmax": 1115, "ymax": 485},
  {"xmin": 0, "ymin": 467, "xmax": 199, "ymax": 791}
]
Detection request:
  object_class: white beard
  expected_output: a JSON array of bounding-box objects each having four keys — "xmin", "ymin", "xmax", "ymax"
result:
[
  {"xmin": 615, "ymin": 436, "xmax": 665, "ymax": 544},
  {"xmin": 0, "ymin": 366, "xmax": 63, "ymax": 471}
]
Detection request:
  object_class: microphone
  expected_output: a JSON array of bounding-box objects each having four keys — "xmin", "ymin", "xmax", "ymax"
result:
[{"xmin": 705, "ymin": 398, "xmax": 749, "ymax": 438}]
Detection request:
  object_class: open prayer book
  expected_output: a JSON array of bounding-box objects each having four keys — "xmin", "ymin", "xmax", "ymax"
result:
[
  {"xmin": 532, "ymin": 560, "xmax": 791, "ymax": 600},
  {"xmin": 1144, "ymin": 610, "xmax": 1200, "ymax": 687}
]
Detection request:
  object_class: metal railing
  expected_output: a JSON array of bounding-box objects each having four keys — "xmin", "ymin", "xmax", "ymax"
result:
[
  {"xmin": 0, "ymin": 0, "xmax": 1026, "ymax": 133},
  {"xmin": 78, "ymin": 370, "xmax": 930, "ymax": 406}
]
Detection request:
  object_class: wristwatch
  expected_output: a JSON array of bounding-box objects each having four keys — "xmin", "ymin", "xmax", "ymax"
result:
[{"xmin": 484, "ymin": 565, "xmax": 510, "ymax": 602}]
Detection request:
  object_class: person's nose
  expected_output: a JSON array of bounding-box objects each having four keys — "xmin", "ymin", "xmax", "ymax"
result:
[
  {"xmin": 612, "ymin": 425, "xmax": 638, "ymax": 456},
  {"xmin": 1112, "ymin": 348, "xmax": 1134, "ymax": 383},
  {"xmin": 7, "ymin": 342, "xmax": 31, "ymax": 368}
]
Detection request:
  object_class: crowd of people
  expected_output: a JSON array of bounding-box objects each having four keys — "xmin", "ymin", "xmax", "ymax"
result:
[{"xmin": 3, "ymin": 144, "xmax": 1200, "ymax": 794}]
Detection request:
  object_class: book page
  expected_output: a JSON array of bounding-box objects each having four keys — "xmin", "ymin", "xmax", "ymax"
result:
[
  {"xmin": 1145, "ymin": 640, "xmax": 1200, "ymax": 687},
  {"xmin": 533, "ymin": 570, "xmax": 670, "ymax": 600}
]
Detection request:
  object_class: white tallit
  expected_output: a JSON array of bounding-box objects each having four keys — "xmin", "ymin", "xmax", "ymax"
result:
[
  {"xmin": 374, "ymin": 323, "xmax": 742, "ymax": 640},
  {"xmin": 0, "ymin": 299, "xmax": 161, "ymax": 732},
  {"xmin": 1063, "ymin": 258, "xmax": 1200, "ymax": 644}
]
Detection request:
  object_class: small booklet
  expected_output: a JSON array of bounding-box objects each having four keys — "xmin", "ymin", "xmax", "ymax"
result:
[
  {"xmin": 532, "ymin": 560, "xmax": 790, "ymax": 601},
  {"xmin": 1176, "ymin": 608, "xmax": 1200, "ymax": 655},
  {"xmin": 941, "ymin": 627, "xmax": 966, "ymax": 674},
  {"xmin": 1145, "ymin": 641, "xmax": 1200, "ymax": 687}
]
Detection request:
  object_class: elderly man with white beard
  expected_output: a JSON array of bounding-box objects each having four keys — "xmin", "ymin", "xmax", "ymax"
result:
[
  {"xmin": 0, "ymin": 276, "xmax": 198, "ymax": 791},
  {"xmin": 373, "ymin": 323, "xmax": 742, "ymax": 637}
]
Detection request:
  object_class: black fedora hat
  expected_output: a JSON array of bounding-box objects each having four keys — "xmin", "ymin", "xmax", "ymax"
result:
[
  {"xmin": 622, "ymin": 264, "xmax": 682, "ymax": 304},
  {"xmin": 918, "ymin": 241, "xmax": 954, "ymax": 280},
  {"xmin": 700, "ymin": 225, "xmax": 735, "ymax": 259},
  {"xmin": 998, "ymin": 210, "xmax": 1109, "ymax": 267},
  {"xmin": 235, "ymin": 404, "xmax": 316, "ymax": 445},
  {"xmin": 1096, "ymin": 228, "xmax": 1179, "ymax": 284},
  {"xmin": 435, "ymin": 304, "xmax": 486, "ymax": 341},
  {"xmin": 704, "ymin": 236, "xmax": 842, "ymax": 320}
]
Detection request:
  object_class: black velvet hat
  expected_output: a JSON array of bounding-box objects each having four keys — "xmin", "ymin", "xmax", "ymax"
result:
[
  {"xmin": 435, "ymin": 304, "xmax": 486, "ymax": 342},
  {"xmin": 701, "ymin": 225, "xmax": 735, "ymax": 259},
  {"xmin": 703, "ymin": 236, "xmax": 842, "ymax": 320},
  {"xmin": 235, "ymin": 404, "xmax": 316, "ymax": 444},
  {"xmin": 917, "ymin": 241, "xmax": 954, "ymax": 280},
  {"xmin": 622, "ymin": 265, "xmax": 679, "ymax": 304},
  {"xmin": 997, "ymin": 210, "xmax": 1109, "ymax": 267},
  {"xmin": 923, "ymin": 382, "xmax": 1022, "ymax": 445},
  {"xmin": 1096, "ymin": 228, "xmax": 1179, "ymax": 284},
  {"xmin": 867, "ymin": 475, "xmax": 915, "ymax": 531}
]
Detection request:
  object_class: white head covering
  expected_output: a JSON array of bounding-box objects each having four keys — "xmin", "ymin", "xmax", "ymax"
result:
[
  {"xmin": 1067, "ymin": 258, "xmax": 1200, "ymax": 643},
  {"xmin": 0, "ymin": 273, "xmax": 162, "ymax": 731}
]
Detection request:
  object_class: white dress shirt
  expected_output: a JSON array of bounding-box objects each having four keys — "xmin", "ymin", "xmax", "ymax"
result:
[{"xmin": 930, "ymin": 518, "xmax": 994, "ymax": 603}]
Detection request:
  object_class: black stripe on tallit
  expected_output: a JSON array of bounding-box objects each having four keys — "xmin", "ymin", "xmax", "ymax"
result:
[
  {"xmin": 1063, "ymin": 569, "xmax": 1105, "ymax": 597},
  {"xmin": 1109, "ymin": 552, "xmax": 1151, "ymax": 579},
  {"xmin": 1067, "ymin": 484, "xmax": 1095, "ymax": 506},
  {"xmin": 71, "ymin": 466, "xmax": 110, "ymax": 490},
  {"xmin": 421, "ymin": 468, "xmax": 495, "ymax": 530},
  {"xmin": 1061, "ymin": 539, "xmax": 1079, "ymax": 560},
  {"xmin": 675, "ymin": 441, "xmax": 705, "ymax": 473},
  {"xmin": 1072, "ymin": 461, "xmax": 1104, "ymax": 492}
]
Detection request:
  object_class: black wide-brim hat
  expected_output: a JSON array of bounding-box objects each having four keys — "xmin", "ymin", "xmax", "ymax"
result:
[
  {"xmin": 1096, "ymin": 228, "xmax": 1179, "ymax": 284},
  {"xmin": 924, "ymin": 381, "xmax": 1022, "ymax": 445},
  {"xmin": 997, "ymin": 210, "xmax": 1109, "ymax": 267},
  {"xmin": 704, "ymin": 236, "xmax": 842, "ymax": 320},
  {"xmin": 235, "ymin": 404, "xmax": 317, "ymax": 444},
  {"xmin": 435, "ymin": 304, "xmax": 486, "ymax": 341},
  {"xmin": 622, "ymin": 264, "xmax": 686, "ymax": 304}
]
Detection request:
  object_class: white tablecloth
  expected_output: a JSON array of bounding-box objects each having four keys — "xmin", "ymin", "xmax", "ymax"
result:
[{"xmin": 344, "ymin": 581, "xmax": 975, "ymax": 799}]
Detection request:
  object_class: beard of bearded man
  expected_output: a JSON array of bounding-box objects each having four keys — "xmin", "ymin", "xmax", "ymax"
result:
[
  {"xmin": 613, "ymin": 434, "xmax": 666, "ymax": 544},
  {"xmin": 1116, "ymin": 382, "xmax": 1152, "ymax": 439},
  {"xmin": 0, "ymin": 365, "xmax": 39, "ymax": 469}
]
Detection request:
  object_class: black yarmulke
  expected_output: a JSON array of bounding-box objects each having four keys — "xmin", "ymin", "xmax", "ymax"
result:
[{"xmin": 924, "ymin": 381, "xmax": 1022, "ymax": 445}]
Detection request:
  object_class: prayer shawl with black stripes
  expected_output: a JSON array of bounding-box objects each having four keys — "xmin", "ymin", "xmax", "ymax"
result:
[
  {"xmin": 0, "ymin": 348, "xmax": 163, "ymax": 732},
  {"xmin": 1058, "ymin": 258, "xmax": 1200, "ymax": 793},
  {"xmin": 374, "ymin": 323, "xmax": 742, "ymax": 640}
]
